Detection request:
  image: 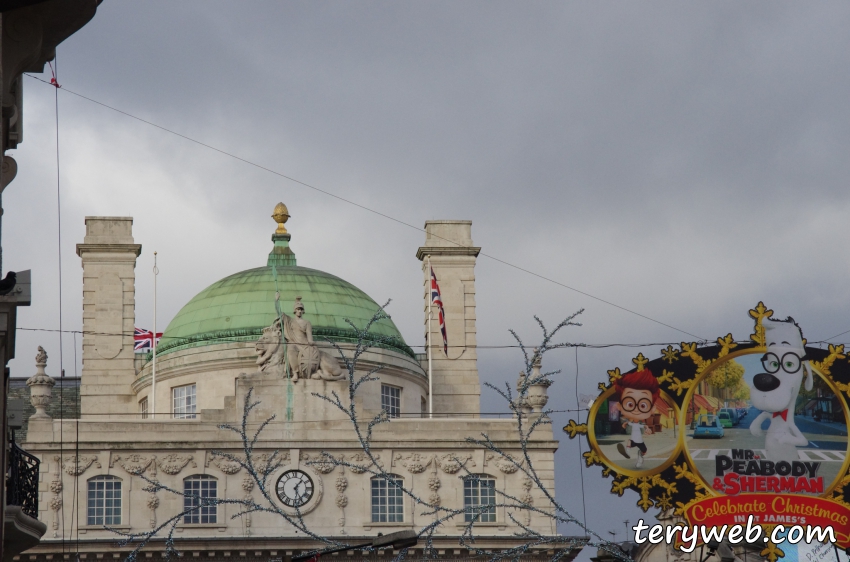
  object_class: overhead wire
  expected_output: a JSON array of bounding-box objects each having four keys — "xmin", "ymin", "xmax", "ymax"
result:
[
  {"xmin": 48, "ymin": 54, "xmax": 68, "ymax": 556},
  {"xmin": 17, "ymin": 326, "xmax": 718, "ymax": 349},
  {"xmin": 24, "ymin": 73, "xmax": 705, "ymax": 341},
  {"xmin": 22, "ymin": 326, "xmax": 850, "ymax": 349}
]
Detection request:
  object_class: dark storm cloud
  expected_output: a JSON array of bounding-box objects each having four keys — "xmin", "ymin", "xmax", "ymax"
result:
[{"xmin": 5, "ymin": 0, "xmax": 850, "ymax": 553}]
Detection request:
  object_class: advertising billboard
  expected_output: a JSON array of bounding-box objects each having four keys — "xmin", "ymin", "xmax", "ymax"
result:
[{"xmin": 565, "ymin": 303, "xmax": 850, "ymax": 560}]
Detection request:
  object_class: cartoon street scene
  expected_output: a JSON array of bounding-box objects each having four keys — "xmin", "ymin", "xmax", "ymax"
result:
[
  {"xmin": 593, "ymin": 370, "xmax": 679, "ymax": 473},
  {"xmin": 684, "ymin": 318, "xmax": 847, "ymax": 492}
]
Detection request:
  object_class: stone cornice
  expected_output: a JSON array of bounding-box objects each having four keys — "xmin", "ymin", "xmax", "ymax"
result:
[
  {"xmin": 76, "ymin": 243, "xmax": 142, "ymax": 257},
  {"xmin": 416, "ymin": 246, "xmax": 481, "ymax": 261}
]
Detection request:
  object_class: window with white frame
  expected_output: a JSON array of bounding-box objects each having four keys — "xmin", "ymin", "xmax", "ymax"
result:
[
  {"xmin": 371, "ymin": 474, "xmax": 404, "ymax": 522},
  {"xmin": 172, "ymin": 384, "xmax": 197, "ymax": 419},
  {"xmin": 87, "ymin": 476, "xmax": 122, "ymax": 526},
  {"xmin": 183, "ymin": 475, "xmax": 217, "ymax": 524},
  {"xmin": 139, "ymin": 397, "xmax": 148, "ymax": 419},
  {"xmin": 464, "ymin": 474, "xmax": 496, "ymax": 522},
  {"xmin": 381, "ymin": 384, "xmax": 401, "ymax": 418}
]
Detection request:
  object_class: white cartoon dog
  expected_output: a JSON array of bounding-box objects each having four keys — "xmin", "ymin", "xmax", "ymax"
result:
[{"xmin": 748, "ymin": 317, "xmax": 812, "ymax": 463}]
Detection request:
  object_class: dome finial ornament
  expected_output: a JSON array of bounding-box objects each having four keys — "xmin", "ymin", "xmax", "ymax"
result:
[{"xmin": 272, "ymin": 202, "xmax": 290, "ymax": 234}]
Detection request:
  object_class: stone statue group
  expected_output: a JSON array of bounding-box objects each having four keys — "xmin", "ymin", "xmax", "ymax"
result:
[{"xmin": 254, "ymin": 297, "xmax": 344, "ymax": 382}]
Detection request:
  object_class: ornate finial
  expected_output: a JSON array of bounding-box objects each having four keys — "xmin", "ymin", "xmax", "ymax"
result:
[
  {"xmin": 272, "ymin": 202, "xmax": 290, "ymax": 235},
  {"xmin": 36, "ymin": 345, "xmax": 47, "ymax": 365},
  {"xmin": 28, "ymin": 346, "xmax": 55, "ymax": 420}
]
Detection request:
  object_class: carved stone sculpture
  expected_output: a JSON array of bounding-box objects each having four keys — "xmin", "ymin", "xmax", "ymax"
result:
[
  {"xmin": 255, "ymin": 297, "xmax": 344, "ymax": 382},
  {"xmin": 525, "ymin": 349, "xmax": 552, "ymax": 414},
  {"xmin": 515, "ymin": 371, "xmax": 532, "ymax": 415},
  {"xmin": 27, "ymin": 346, "xmax": 55, "ymax": 419}
]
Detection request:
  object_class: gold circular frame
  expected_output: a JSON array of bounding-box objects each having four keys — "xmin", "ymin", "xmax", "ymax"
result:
[
  {"xmin": 679, "ymin": 347, "xmax": 850, "ymax": 498},
  {"xmin": 587, "ymin": 386, "xmax": 683, "ymax": 479}
]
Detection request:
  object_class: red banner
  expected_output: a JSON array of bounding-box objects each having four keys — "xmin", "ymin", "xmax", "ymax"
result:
[{"xmin": 683, "ymin": 494, "xmax": 850, "ymax": 547}]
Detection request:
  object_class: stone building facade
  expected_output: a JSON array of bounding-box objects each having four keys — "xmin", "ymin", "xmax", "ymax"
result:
[{"xmin": 17, "ymin": 208, "xmax": 572, "ymax": 561}]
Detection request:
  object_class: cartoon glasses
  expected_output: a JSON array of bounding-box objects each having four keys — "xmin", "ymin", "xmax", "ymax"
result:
[
  {"xmin": 761, "ymin": 351, "xmax": 808, "ymax": 374},
  {"xmin": 621, "ymin": 397, "xmax": 653, "ymax": 413}
]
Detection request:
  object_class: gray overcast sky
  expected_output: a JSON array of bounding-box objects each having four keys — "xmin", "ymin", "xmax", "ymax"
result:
[{"xmin": 4, "ymin": 0, "xmax": 850, "ymax": 555}]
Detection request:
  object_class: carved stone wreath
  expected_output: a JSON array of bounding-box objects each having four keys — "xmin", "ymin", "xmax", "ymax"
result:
[
  {"xmin": 396, "ymin": 453, "xmax": 433, "ymax": 474},
  {"xmin": 61, "ymin": 455, "xmax": 101, "ymax": 476},
  {"xmin": 111, "ymin": 453, "xmax": 156, "ymax": 475},
  {"xmin": 436, "ymin": 453, "xmax": 474, "ymax": 474},
  {"xmin": 157, "ymin": 454, "xmax": 196, "ymax": 475},
  {"xmin": 346, "ymin": 452, "xmax": 381, "ymax": 474}
]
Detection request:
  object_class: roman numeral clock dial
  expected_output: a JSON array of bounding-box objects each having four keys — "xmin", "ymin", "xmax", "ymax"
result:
[{"xmin": 276, "ymin": 470, "xmax": 314, "ymax": 508}]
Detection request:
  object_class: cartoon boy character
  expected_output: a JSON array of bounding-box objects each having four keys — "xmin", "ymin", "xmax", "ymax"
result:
[{"xmin": 614, "ymin": 369, "xmax": 659, "ymax": 469}]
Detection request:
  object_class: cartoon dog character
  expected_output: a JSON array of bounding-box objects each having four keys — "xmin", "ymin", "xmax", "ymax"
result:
[
  {"xmin": 614, "ymin": 369, "xmax": 659, "ymax": 469},
  {"xmin": 749, "ymin": 317, "xmax": 812, "ymax": 462}
]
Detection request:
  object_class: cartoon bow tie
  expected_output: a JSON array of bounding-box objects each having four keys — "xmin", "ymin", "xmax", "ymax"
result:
[{"xmin": 773, "ymin": 410, "xmax": 788, "ymax": 421}]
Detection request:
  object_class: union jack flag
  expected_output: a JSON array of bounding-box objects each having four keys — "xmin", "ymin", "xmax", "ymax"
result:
[
  {"xmin": 430, "ymin": 267, "xmax": 447, "ymax": 355},
  {"xmin": 134, "ymin": 327, "xmax": 162, "ymax": 352}
]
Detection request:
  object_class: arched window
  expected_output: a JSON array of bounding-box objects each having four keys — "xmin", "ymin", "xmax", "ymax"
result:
[
  {"xmin": 183, "ymin": 475, "xmax": 218, "ymax": 524},
  {"xmin": 371, "ymin": 474, "xmax": 404, "ymax": 522},
  {"xmin": 463, "ymin": 474, "xmax": 496, "ymax": 522},
  {"xmin": 87, "ymin": 475, "xmax": 122, "ymax": 526}
]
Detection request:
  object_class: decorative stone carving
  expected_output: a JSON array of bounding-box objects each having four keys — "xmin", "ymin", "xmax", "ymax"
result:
[
  {"xmin": 157, "ymin": 453, "xmax": 196, "ymax": 475},
  {"xmin": 428, "ymin": 476, "xmax": 441, "ymax": 491},
  {"xmin": 110, "ymin": 453, "xmax": 156, "ymax": 475},
  {"xmin": 335, "ymin": 475, "xmax": 348, "ymax": 526},
  {"xmin": 310, "ymin": 457, "xmax": 336, "ymax": 474},
  {"xmin": 436, "ymin": 453, "xmax": 474, "ymax": 474},
  {"xmin": 521, "ymin": 477, "xmax": 534, "ymax": 525},
  {"xmin": 61, "ymin": 455, "xmax": 101, "ymax": 476},
  {"xmin": 256, "ymin": 451, "xmax": 287, "ymax": 473},
  {"xmin": 346, "ymin": 452, "xmax": 381, "ymax": 474},
  {"xmin": 146, "ymin": 484, "xmax": 159, "ymax": 529},
  {"xmin": 255, "ymin": 299, "xmax": 344, "ymax": 382},
  {"xmin": 242, "ymin": 476, "xmax": 255, "ymax": 492},
  {"xmin": 27, "ymin": 346, "xmax": 55, "ymax": 419},
  {"xmin": 1, "ymin": 155, "xmax": 18, "ymax": 190},
  {"xmin": 525, "ymin": 349, "xmax": 552, "ymax": 414},
  {"xmin": 395, "ymin": 453, "xmax": 432, "ymax": 474},
  {"xmin": 485, "ymin": 453, "xmax": 521, "ymax": 474},
  {"xmin": 50, "ymin": 457, "xmax": 63, "ymax": 536},
  {"xmin": 515, "ymin": 372, "xmax": 532, "ymax": 415},
  {"xmin": 207, "ymin": 452, "xmax": 243, "ymax": 474}
]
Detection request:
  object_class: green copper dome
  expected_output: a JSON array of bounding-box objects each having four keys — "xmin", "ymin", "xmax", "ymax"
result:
[{"xmin": 157, "ymin": 234, "xmax": 412, "ymax": 358}]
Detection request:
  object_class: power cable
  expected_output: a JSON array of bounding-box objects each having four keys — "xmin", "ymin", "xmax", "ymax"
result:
[
  {"xmin": 48, "ymin": 55, "xmax": 68, "ymax": 556},
  {"xmin": 822, "ymin": 328, "xmax": 850, "ymax": 343},
  {"xmin": 23, "ymin": 73, "xmax": 705, "ymax": 341},
  {"xmin": 17, "ymin": 326, "xmax": 718, "ymax": 350}
]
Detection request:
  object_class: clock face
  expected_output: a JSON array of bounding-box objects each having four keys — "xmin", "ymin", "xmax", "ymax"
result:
[{"xmin": 276, "ymin": 470, "xmax": 314, "ymax": 508}]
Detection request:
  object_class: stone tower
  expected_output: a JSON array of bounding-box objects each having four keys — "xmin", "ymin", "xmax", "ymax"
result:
[
  {"xmin": 76, "ymin": 217, "xmax": 141, "ymax": 417},
  {"xmin": 416, "ymin": 220, "xmax": 481, "ymax": 415}
]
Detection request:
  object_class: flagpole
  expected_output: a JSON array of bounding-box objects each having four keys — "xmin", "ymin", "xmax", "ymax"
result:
[
  {"xmin": 152, "ymin": 251, "xmax": 158, "ymax": 419},
  {"xmin": 427, "ymin": 256, "xmax": 433, "ymax": 419}
]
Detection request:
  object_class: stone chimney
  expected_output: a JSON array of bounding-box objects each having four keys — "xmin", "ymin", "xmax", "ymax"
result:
[
  {"xmin": 416, "ymin": 220, "xmax": 481, "ymax": 415},
  {"xmin": 76, "ymin": 217, "xmax": 141, "ymax": 417}
]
